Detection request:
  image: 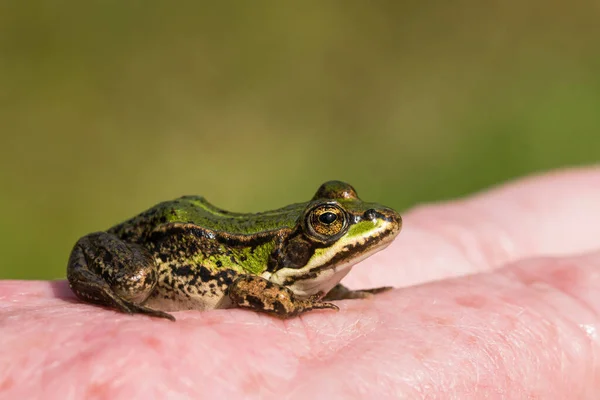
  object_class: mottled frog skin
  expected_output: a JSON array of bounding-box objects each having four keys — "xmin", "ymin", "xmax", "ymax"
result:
[{"xmin": 67, "ymin": 181, "xmax": 402, "ymax": 321}]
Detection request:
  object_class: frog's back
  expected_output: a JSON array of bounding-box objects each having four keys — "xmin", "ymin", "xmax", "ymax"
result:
[{"xmin": 108, "ymin": 195, "xmax": 304, "ymax": 242}]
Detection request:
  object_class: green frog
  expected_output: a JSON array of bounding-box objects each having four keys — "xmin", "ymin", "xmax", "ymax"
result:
[{"xmin": 67, "ymin": 181, "xmax": 402, "ymax": 321}]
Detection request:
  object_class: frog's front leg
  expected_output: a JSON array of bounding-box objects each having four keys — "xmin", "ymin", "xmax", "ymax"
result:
[
  {"xmin": 228, "ymin": 275, "xmax": 339, "ymax": 319},
  {"xmin": 323, "ymin": 283, "xmax": 393, "ymax": 301},
  {"xmin": 67, "ymin": 232, "xmax": 175, "ymax": 321}
]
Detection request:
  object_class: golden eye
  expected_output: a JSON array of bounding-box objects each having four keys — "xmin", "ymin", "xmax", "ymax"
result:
[{"xmin": 307, "ymin": 204, "xmax": 347, "ymax": 239}]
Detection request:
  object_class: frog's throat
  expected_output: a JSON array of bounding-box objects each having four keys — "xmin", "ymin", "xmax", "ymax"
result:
[{"xmin": 264, "ymin": 233, "xmax": 396, "ymax": 298}]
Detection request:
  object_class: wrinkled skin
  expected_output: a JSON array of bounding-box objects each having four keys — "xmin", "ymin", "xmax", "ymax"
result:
[{"xmin": 2, "ymin": 166, "xmax": 600, "ymax": 399}]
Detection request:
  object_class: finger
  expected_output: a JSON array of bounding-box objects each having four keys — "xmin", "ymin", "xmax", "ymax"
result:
[
  {"xmin": 291, "ymin": 251, "xmax": 600, "ymax": 398},
  {"xmin": 346, "ymin": 165, "xmax": 600, "ymax": 287}
]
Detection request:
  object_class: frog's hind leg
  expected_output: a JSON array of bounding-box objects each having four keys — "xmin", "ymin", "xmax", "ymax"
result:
[{"xmin": 67, "ymin": 232, "xmax": 175, "ymax": 321}]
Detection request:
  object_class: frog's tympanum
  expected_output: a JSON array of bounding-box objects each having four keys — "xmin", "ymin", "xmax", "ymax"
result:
[{"xmin": 67, "ymin": 181, "xmax": 402, "ymax": 321}]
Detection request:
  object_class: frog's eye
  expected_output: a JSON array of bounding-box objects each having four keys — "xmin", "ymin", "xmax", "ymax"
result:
[{"xmin": 306, "ymin": 204, "xmax": 347, "ymax": 240}]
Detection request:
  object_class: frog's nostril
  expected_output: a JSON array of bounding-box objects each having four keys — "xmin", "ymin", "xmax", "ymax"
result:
[{"xmin": 364, "ymin": 209, "xmax": 377, "ymax": 220}]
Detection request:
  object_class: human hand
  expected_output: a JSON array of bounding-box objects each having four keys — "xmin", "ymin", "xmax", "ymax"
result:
[{"xmin": 2, "ymin": 166, "xmax": 600, "ymax": 399}]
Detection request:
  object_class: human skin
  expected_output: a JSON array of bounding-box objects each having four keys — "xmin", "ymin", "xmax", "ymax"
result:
[{"xmin": 2, "ymin": 166, "xmax": 600, "ymax": 399}]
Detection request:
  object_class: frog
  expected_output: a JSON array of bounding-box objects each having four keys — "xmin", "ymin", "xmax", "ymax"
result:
[{"xmin": 67, "ymin": 181, "xmax": 402, "ymax": 321}]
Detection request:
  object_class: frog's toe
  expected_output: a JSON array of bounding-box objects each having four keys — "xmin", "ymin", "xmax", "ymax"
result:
[
  {"xmin": 356, "ymin": 286, "xmax": 394, "ymax": 296},
  {"xmin": 131, "ymin": 305, "xmax": 176, "ymax": 321},
  {"xmin": 323, "ymin": 284, "xmax": 394, "ymax": 300},
  {"xmin": 347, "ymin": 286, "xmax": 394, "ymax": 299},
  {"xmin": 310, "ymin": 301, "xmax": 339, "ymax": 311}
]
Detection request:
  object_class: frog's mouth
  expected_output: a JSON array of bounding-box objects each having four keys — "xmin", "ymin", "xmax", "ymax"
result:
[{"xmin": 266, "ymin": 223, "xmax": 400, "ymax": 298}]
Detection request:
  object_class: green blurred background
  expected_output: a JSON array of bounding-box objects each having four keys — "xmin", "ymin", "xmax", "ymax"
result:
[{"xmin": 1, "ymin": 1, "xmax": 598, "ymax": 280}]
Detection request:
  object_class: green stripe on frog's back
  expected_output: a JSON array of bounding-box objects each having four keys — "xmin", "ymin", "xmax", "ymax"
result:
[
  {"xmin": 174, "ymin": 196, "xmax": 307, "ymax": 234},
  {"xmin": 108, "ymin": 196, "xmax": 307, "ymax": 242}
]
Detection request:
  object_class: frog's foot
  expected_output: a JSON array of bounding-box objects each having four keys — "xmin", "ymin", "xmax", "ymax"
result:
[
  {"xmin": 67, "ymin": 232, "xmax": 175, "ymax": 321},
  {"xmin": 68, "ymin": 271, "xmax": 176, "ymax": 321},
  {"xmin": 120, "ymin": 301, "xmax": 176, "ymax": 321},
  {"xmin": 228, "ymin": 275, "xmax": 339, "ymax": 319},
  {"xmin": 323, "ymin": 283, "xmax": 394, "ymax": 301}
]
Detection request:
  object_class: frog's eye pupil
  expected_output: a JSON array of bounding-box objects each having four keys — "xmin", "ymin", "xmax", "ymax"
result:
[{"xmin": 319, "ymin": 212, "xmax": 337, "ymax": 225}]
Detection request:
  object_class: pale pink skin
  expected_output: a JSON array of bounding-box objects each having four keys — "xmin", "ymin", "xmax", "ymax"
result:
[{"xmin": 2, "ymin": 166, "xmax": 600, "ymax": 399}]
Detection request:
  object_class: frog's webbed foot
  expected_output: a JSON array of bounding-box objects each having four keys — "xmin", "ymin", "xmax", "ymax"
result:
[
  {"xmin": 323, "ymin": 284, "xmax": 393, "ymax": 301},
  {"xmin": 228, "ymin": 275, "xmax": 339, "ymax": 319},
  {"xmin": 67, "ymin": 232, "xmax": 175, "ymax": 321}
]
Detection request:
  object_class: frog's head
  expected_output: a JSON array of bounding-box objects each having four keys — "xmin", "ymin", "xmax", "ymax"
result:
[{"xmin": 267, "ymin": 181, "xmax": 402, "ymax": 298}]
